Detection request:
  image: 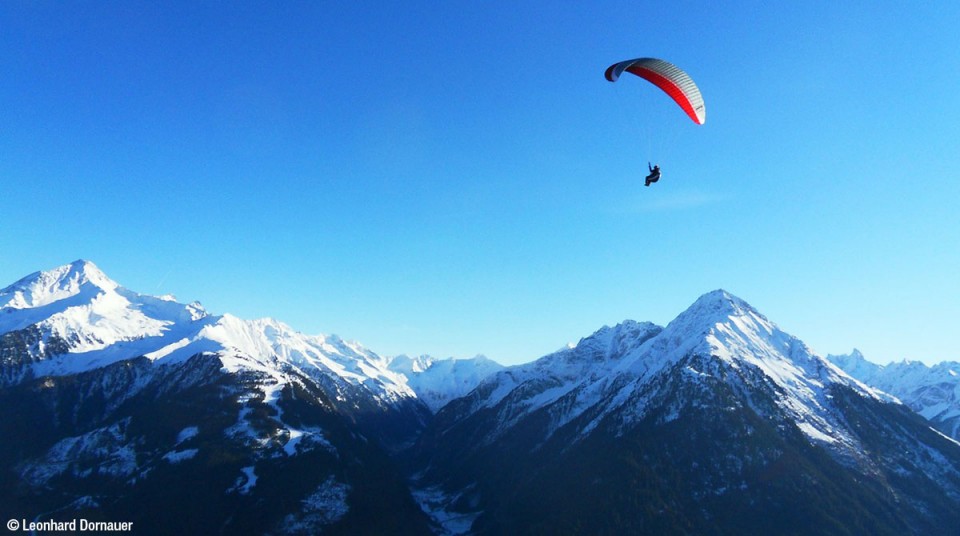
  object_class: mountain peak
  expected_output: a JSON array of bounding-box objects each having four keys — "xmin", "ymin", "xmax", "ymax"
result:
[
  {"xmin": 654, "ymin": 289, "xmax": 766, "ymax": 353},
  {"xmin": 827, "ymin": 349, "xmax": 882, "ymax": 381},
  {"xmin": 63, "ymin": 259, "xmax": 116, "ymax": 287},
  {"xmin": 830, "ymin": 348, "xmax": 867, "ymax": 365},
  {"xmin": 1, "ymin": 259, "xmax": 118, "ymax": 310},
  {"xmin": 569, "ymin": 320, "xmax": 662, "ymax": 362},
  {"xmin": 389, "ymin": 354, "xmax": 436, "ymax": 375},
  {"xmin": 685, "ymin": 289, "xmax": 758, "ymax": 319}
]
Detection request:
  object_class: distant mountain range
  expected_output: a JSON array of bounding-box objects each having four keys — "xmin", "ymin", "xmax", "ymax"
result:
[
  {"xmin": 828, "ymin": 349, "xmax": 960, "ymax": 443},
  {"xmin": 1, "ymin": 261, "xmax": 958, "ymax": 534}
]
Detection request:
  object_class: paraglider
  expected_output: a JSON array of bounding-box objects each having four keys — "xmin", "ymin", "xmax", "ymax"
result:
[
  {"xmin": 604, "ymin": 57, "xmax": 705, "ymax": 125},
  {"xmin": 605, "ymin": 57, "xmax": 705, "ymax": 186},
  {"xmin": 645, "ymin": 163, "xmax": 661, "ymax": 187}
]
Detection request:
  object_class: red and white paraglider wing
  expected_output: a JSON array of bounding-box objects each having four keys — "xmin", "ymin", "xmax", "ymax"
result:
[{"xmin": 605, "ymin": 58, "xmax": 705, "ymax": 125}]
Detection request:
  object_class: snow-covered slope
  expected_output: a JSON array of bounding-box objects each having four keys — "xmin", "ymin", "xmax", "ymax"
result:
[
  {"xmin": 0, "ymin": 260, "xmax": 451, "ymax": 533},
  {"xmin": 829, "ymin": 349, "xmax": 960, "ymax": 440},
  {"xmin": 414, "ymin": 290, "xmax": 960, "ymax": 535},
  {"xmin": 387, "ymin": 354, "xmax": 504, "ymax": 412},
  {"xmin": 449, "ymin": 290, "xmax": 889, "ymax": 452},
  {"xmin": 0, "ymin": 260, "xmax": 504, "ymax": 417},
  {"xmin": 5, "ymin": 264, "xmax": 960, "ymax": 534},
  {"xmin": 0, "ymin": 261, "xmax": 422, "ymax": 407},
  {"xmin": 1, "ymin": 260, "xmax": 207, "ymax": 360},
  {"xmin": 614, "ymin": 290, "xmax": 895, "ymax": 449}
]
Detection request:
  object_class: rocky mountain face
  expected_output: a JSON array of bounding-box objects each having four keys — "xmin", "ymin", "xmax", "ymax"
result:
[
  {"xmin": 1, "ymin": 352, "xmax": 436, "ymax": 535},
  {"xmin": 2, "ymin": 261, "xmax": 959, "ymax": 535},
  {"xmin": 0, "ymin": 261, "xmax": 490, "ymax": 534},
  {"xmin": 411, "ymin": 292, "xmax": 960, "ymax": 535}
]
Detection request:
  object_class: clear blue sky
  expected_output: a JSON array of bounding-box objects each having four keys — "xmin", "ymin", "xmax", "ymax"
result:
[{"xmin": 2, "ymin": 1, "xmax": 958, "ymax": 365}]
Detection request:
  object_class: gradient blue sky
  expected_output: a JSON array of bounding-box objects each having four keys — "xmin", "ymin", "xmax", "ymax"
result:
[{"xmin": 2, "ymin": 1, "xmax": 958, "ymax": 365}]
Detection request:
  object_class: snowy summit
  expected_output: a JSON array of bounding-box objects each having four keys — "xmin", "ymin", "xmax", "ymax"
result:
[{"xmin": 0, "ymin": 260, "xmax": 500, "ymax": 412}]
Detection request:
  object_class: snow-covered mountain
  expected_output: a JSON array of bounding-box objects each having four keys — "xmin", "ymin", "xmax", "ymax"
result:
[
  {"xmin": 0, "ymin": 260, "xmax": 499, "ymax": 534},
  {"xmin": 387, "ymin": 354, "xmax": 504, "ymax": 412},
  {"xmin": 0, "ymin": 260, "xmax": 497, "ymax": 414},
  {"xmin": 429, "ymin": 291, "xmax": 892, "ymax": 454},
  {"xmin": 829, "ymin": 349, "xmax": 960, "ymax": 440},
  {"xmin": 4, "ymin": 261, "xmax": 960, "ymax": 535},
  {"xmin": 412, "ymin": 290, "xmax": 960, "ymax": 535},
  {"xmin": 1, "ymin": 260, "xmax": 208, "ymax": 372}
]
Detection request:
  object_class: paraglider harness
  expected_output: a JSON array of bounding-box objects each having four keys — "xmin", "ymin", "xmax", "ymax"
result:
[{"xmin": 645, "ymin": 163, "xmax": 661, "ymax": 187}]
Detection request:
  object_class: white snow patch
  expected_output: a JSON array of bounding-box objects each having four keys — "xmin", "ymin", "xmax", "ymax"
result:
[
  {"xmin": 930, "ymin": 426, "xmax": 960, "ymax": 448},
  {"xmin": 797, "ymin": 422, "xmax": 838, "ymax": 444},
  {"xmin": 278, "ymin": 476, "xmax": 351, "ymax": 532},
  {"xmin": 19, "ymin": 420, "xmax": 139, "ymax": 486},
  {"xmin": 163, "ymin": 449, "xmax": 199, "ymax": 463},
  {"xmin": 176, "ymin": 426, "xmax": 199, "ymax": 445},
  {"xmin": 231, "ymin": 466, "xmax": 258, "ymax": 494}
]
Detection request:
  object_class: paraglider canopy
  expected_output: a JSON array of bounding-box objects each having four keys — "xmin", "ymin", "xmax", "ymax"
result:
[{"xmin": 605, "ymin": 57, "xmax": 705, "ymax": 125}]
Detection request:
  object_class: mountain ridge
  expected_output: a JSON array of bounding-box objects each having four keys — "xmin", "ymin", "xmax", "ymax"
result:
[
  {"xmin": 3, "ymin": 261, "xmax": 960, "ymax": 534},
  {"xmin": 0, "ymin": 260, "xmax": 499, "ymax": 414},
  {"xmin": 411, "ymin": 289, "xmax": 960, "ymax": 534},
  {"xmin": 829, "ymin": 349, "xmax": 960, "ymax": 441}
]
